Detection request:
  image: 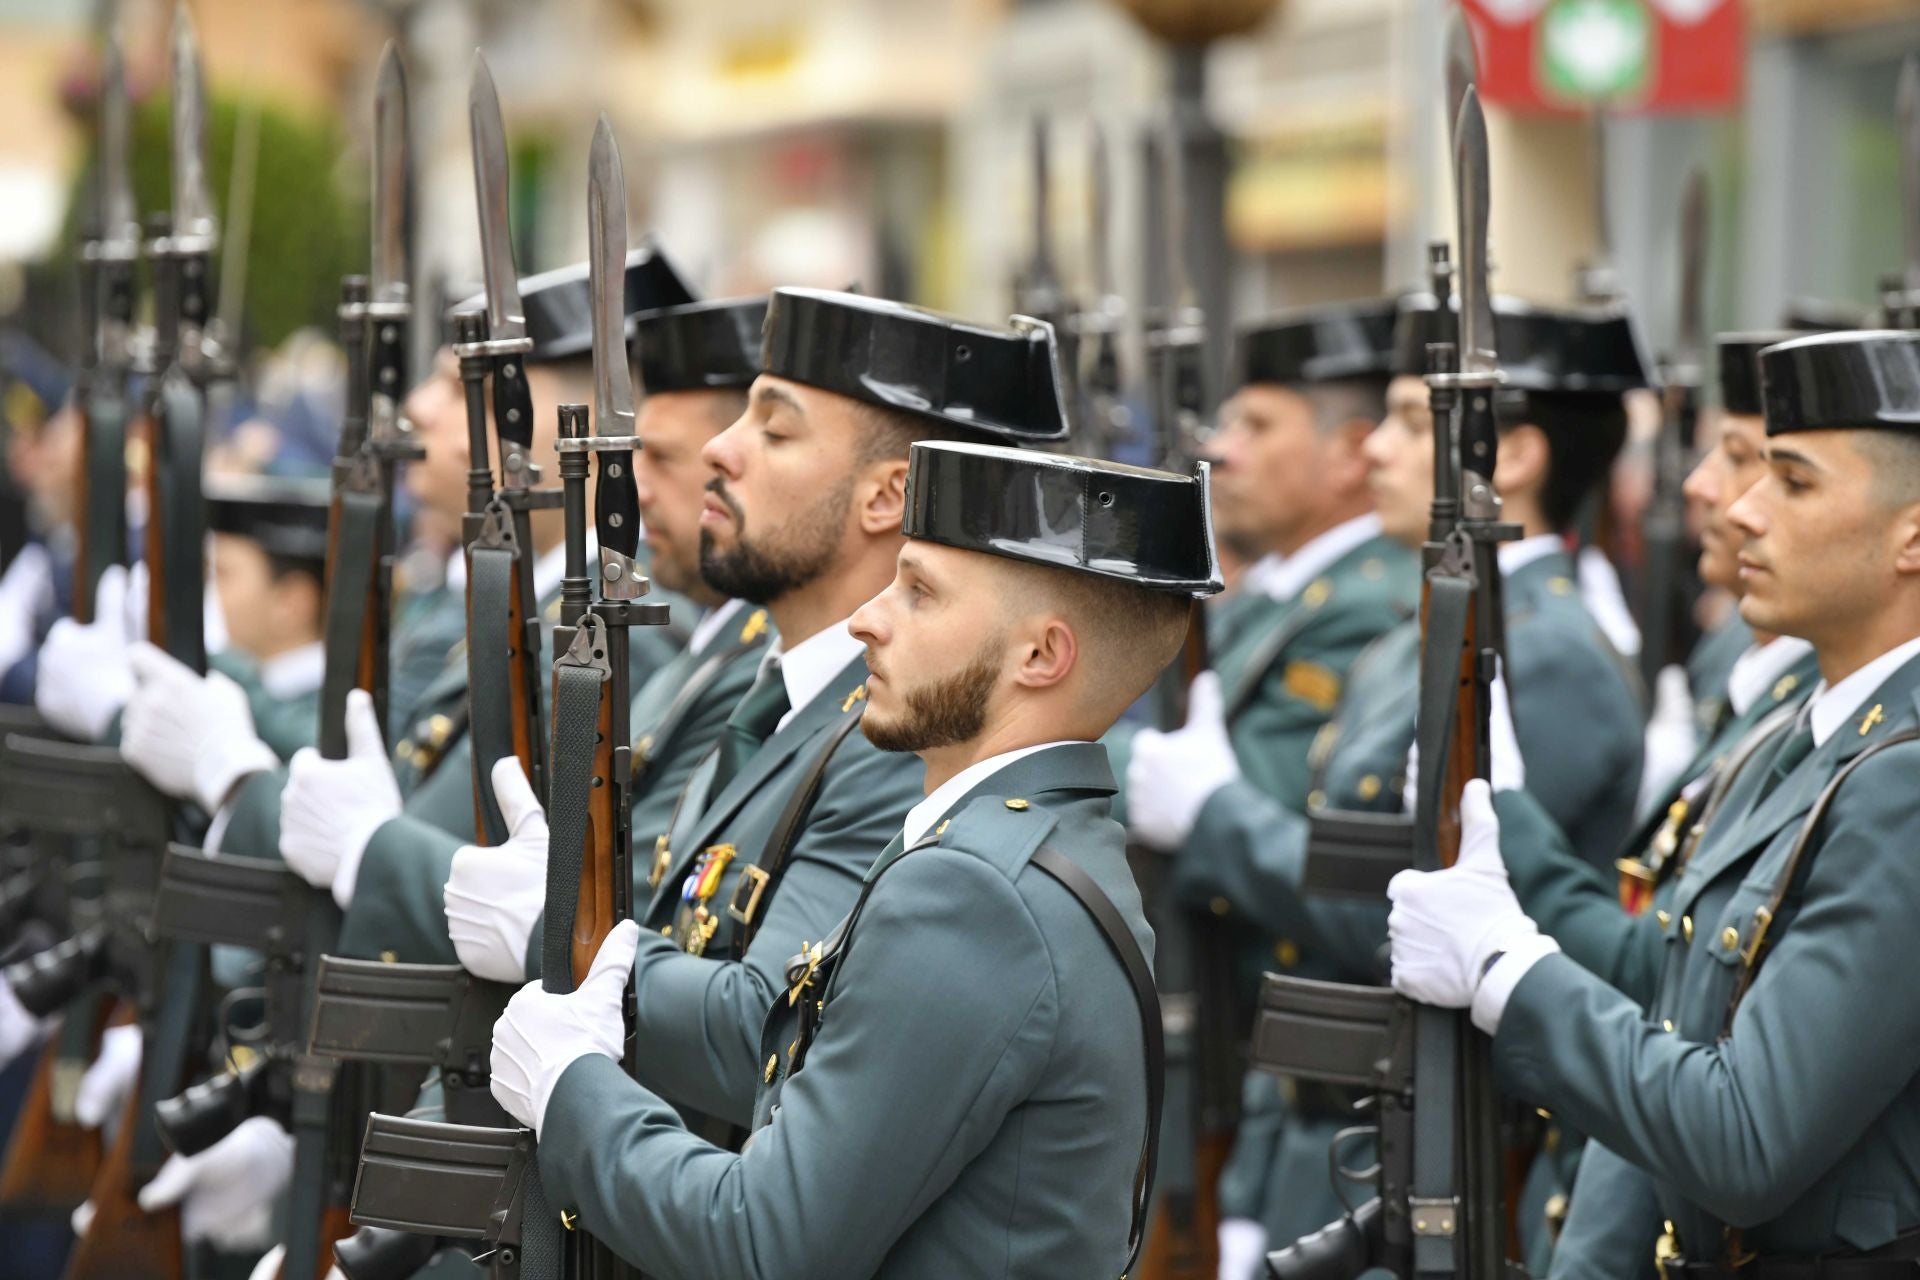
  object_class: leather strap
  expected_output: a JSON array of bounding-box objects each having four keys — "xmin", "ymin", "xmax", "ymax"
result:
[
  {"xmin": 632, "ymin": 647, "xmax": 732, "ymax": 788},
  {"xmin": 727, "ymin": 706, "xmax": 865, "ymax": 957},
  {"xmin": 319, "ymin": 484, "xmax": 381, "ymax": 760},
  {"xmin": 466, "ymin": 532, "xmax": 519, "ymax": 846},
  {"xmin": 542, "ymin": 647, "xmax": 607, "ymax": 992},
  {"xmin": 1029, "ymin": 844, "xmax": 1162, "ymax": 1277},
  {"xmin": 154, "ymin": 370, "xmax": 207, "ymax": 673},
  {"xmin": 79, "ymin": 384, "xmax": 129, "ymax": 618}
]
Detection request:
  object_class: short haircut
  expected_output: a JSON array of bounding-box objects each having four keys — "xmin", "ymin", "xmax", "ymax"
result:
[
  {"xmin": 1851, "ymin": 430, "xmax": 1920, "ymax": 508},
  {"xmin": 1301, "ymin": 376, "xmax": 1390, "ymax": 435},
  {"xmin": 1495, "ymin": 390, "xmax": 1628, "ymax": 533},
  {"xmin": 854, "ymin": 400, "xmax": 988, "ymax": 465},
  {"xmin": 265, "ymin": 552, "xmax": 325, "ymax": 590},
  {"xmin": 1000, "ymin": 557, "xmax": 1194, "ymax": 716}
]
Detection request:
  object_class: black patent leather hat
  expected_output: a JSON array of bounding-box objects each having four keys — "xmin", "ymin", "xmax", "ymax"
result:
[
  {"xmin": 1237, "ymin": 298, "xmax": 1400, "ymax": 389},
  {"xmin": 1760, "ymin": 330, "xmax": 1920, "ymax": 436},
  {"xmin": 1718, "ymin": 332, "xmax": 1797, "ymax": 417},
  {"xmin": 452, "ymin": 242, "xmax": 695, "ymax": 363},
  {"xmin": 206, "ymin": 473, "xmax": 332, "ymax": 564},
  {"xmin": 902, "ymin": 440, "xmax": 1223, "ymax": 596},
  {"xmin": 631, "ymin": 296, "xmax": 766, "ymax": 393},
  {"xmin": 761, "ymin": 288, "xmax": 1070, "ymax": 443},
  {"xmin": 1392, "ymin": 294, "xmax": 1651, "ymax": 393}
]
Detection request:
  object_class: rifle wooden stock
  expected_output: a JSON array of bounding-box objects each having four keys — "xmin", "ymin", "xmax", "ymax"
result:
[
  {"xmin": 66, "ymin": 1086, "xmax": 182, "ymax": 1280},
  {"xmin": 572, "ymin": 680, "xmax": 619, "ymax": 982},
  {"xmin": 138, "ymin": 413, "xmax": 166, "ymax": 646},
  {"xmin": 1135, "ymin": 1136, "xmax": 1228, "ymax": 1280},
  {"xmin": 0, "ymin": 1041, "xmax": 103, "ymax": 1211}
]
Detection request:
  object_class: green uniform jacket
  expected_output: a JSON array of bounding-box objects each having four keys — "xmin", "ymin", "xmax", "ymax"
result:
[
  {"xmin": 1687, "ymin": 613, "xmax": 1754, "ymax": 741},
  {"xmin": 336, "ymin": 604, "xmax": 771, "ymax": 965},
  {"xmin": 387, "ymin": 580, "xmax": 468, "ymax": 751},
  {"xmin": 538, "ymin": 743, "xmax": 1154, "ymax": 1279},
  {"xmin": 1499, "ymin": 642, "xmax": 1820, "ymax": 1003},
  {"xmin": 1503, "ymin": 549, "xmax": 1645, "ymax": 868},
  {"xmin": 625, "ymin": 651, "xmax": 921, "ymax": 1127},
  {"xmin": 1499, "ymin": 650, "xmax": 1920, "ymax": 1263},
  {"xmin": 210, "ymin": 649, "xmax": 320, "ymax": 762}
]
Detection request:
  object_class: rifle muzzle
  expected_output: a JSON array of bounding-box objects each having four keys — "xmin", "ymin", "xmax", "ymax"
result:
[
  {"xmin": 155, "ymin": 1055, "xmax": 282, "ymax": 1156},
  {"xmin": 1266, "ymin": 1198, "xmax": 1388, "ymax": 1280}
]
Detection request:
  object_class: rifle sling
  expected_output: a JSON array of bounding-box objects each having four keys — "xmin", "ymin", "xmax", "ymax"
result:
[
  {"xmin": 320, "ymin": 484, "xmax": 382, "ymax": 759},
  {"xmin": 467, "ymin": 543, "xmax": 519, "ymax": 846},
  {"xmin": 80, "ymin": 386, "xmax": 129, "ymax": 614},
  {"xmin": 542, "ymin": 656, "xmax": 605, "ymax": 992},
  {"xmin": 1028, "ymin": 843, "xmax": 1161, "ymax": 1278},
  {"xmin": 154, "ymin": 371, "xmax": 207, "ymax": 671}
]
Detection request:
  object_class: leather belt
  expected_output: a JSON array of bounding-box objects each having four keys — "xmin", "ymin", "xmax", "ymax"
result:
[{"xmin": 1666, "ymin": 1236, "xmax": 1920, "ymax": 1280}]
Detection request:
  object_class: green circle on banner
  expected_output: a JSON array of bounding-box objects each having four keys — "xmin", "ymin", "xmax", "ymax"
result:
[{"xmin": 1539, "ymin": 0, "xmax": 1652, "ymax": 102}]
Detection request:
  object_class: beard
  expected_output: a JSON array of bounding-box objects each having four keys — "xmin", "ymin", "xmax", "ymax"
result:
[
  {"xmin": 698, "ymin": 474, "xmax": 849, "ymax": 605},
  {"xmin": 861, "ymin": 639, "xmax": 1001, "ymax": 754}
]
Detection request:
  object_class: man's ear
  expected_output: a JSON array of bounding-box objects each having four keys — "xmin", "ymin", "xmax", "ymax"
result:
[
  {"xmin": 1892, "ymin": 502, "xmax": 1920, "ymax": 577},
  {"xmin": 1492, "ymin": 423, "xmax": 1549, "ymax": 497},
  {"xmin": 1011, "ymin": 615, "xmax": 1078, "ymax": 693},
  {"xmin": 857, "ymin": 459, "xmax": 909, "ymax": 535}
]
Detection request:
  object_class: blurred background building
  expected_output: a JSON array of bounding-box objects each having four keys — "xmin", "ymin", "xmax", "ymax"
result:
[{"xmin": 0, "ymin": 0, "xmax": 1916, "ymax": 430}]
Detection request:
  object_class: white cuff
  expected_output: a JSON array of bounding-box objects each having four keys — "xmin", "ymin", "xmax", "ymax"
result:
[
  {"xmin": 330, "ymin": 816, "xmax": 390, "ymax": 911},
  {"xmin": 1217, "ymin": 1217, "xmax": 1269, "ymax": 1280},
  {"xmin": 1470, "ymin": 933, "xmax": 1561, "ymax": 1035},
  {"xmin": 194, "ymin": 736, "xmax": 279, "ymax": 816}
]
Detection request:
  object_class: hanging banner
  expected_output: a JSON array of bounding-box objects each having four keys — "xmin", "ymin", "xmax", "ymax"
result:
[{"xmin": 1460, "ymin": 0, "xmax": 1743, "ymax": 113}]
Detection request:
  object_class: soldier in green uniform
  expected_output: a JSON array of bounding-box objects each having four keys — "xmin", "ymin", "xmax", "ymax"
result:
[
  {"xmin": 1119, "ymin": 299, "xmax": 1417, "ymax": 1274},
  {"xmin": 474, "ymin": 288, "xmax": 1072, "ymax": 1134},
  {"xmin": 334, "ymin": 296, "xmax": 776, "ymax": 972},
  {"xmin": 1148, "ymin": 297, "xmax": 1648, "ymax": 1266},
  {"xmin": 1390, "ymin": 328, "xmax": 1920, "ymax": 1280},
  {"xmin": 188, "ymin": 249, "xmax": 694, "ymax": 873},
  {"xmin": 485, "ymin": 437, "xmax": 1219, "ymax": 1278}
]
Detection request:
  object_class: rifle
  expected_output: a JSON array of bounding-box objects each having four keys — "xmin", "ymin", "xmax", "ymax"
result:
[
  {"xmin": 341, "ymin": 116, "xmax": 668, "ymax": 1280},
  {"xmin": 1259, "ymin": 87, "xmax": 1516, "ymax": 1280},
  {"xmin": 1637, "ymin": 170, "xmax": 1707, "ymax": 688},
  {"xmin": 1132, "ymin": 117, "xmax": 1235, "ymax": 1280},
  {"xmin": 0, "ymin": 28, "xmax": 141, "ymax": 1214},
  {"xmin": 458, "ymin": 53, "xmax": 558, "ymax": 844},
  {"xmin": 1066, "ymin": 122, "xmax": 1132, "ymax": 459},
  {"xmin": 1891, "ymin": 56, "xmax": 1920, "ymax": 330}
]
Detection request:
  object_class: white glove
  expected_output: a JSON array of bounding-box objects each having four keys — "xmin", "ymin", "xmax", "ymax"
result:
[
  {"xmin": 1218, "ymin": 1218, "xmax": 1268, "ymax": 1280},
  {"xmin": 248, "ymin": 1245, "xmax": 286, "ymax": 1280},
  {"xmin": 121, "ymin": 641, "xmax": 277, "ymax": 810},
  {"xmin": 136, "ymin": 1114, "xmax": 294, "ymax": 1252},
  {"xmin": 34, "ymin": 564, "xmax": 135, "ymax": 742},
  {"xmin": 74, "ymin": 1023, "xmax": 142, "ymax": 1129},
  {"xmin": 445, "ymin": 758, "xmax": 550, "ymax": 983},
  {"xmin": 1403, "ymin": 665, "xmax": 1525, "ymax": 812},
  {"xmin": 0, "ymin": 974, "xmax": 53, "ymax": 1070},
  {"xmin": 491, "ymin": 919, "xmax": 640, "ymax": 1133},
  {"xmin": 1637, "ymin": 665, "xmax": 1699, "ymax": 819},
  {"xmin": 1387, "ymin": 780, "xmax": 1559, "ymax": 1034},
  {"xmin": 280, "ymin": 689, "xmax": 401, "ymax": 909},
  {"xmin": 0, "ymin": 542, "xmax": 53, "ymax": 673},
  {"xmin": 1126, "ymin": 672, "xmax": 1240, "ymax": 850},
  {"xmin": 71, "ymin": 1198, "xmax": 95, "ymax": 1239}
]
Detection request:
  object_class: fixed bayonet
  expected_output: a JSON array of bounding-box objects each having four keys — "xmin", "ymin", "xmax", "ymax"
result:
[
  {"xmin": 1444, "ymin": 8, "xmax": 1477, "ymax": 157},
  {"xmin": 1145, "ymin": 120, "xmax": 1207, "ymax": 468},
  {"xmin": 588, "ymin": 116, "xmax": 646, "ymax": 604},
  {"xmin": 367, "ymin": 43, "xmax": 416, "ymax": 454},
  {"xmin": 1069, "ymin": 123, "xmax": 1129, "ymax": 456},
  {"xmin": 1452, "ymin": 87, "xmax": 1502, "ymax": 526},
  {"xmin": 168, "ymin": 5, "xmax": 216, "ymax": 255},
  {"xmin": 468, "ymin": 53, "xmax": 538, "ymax": 491}
]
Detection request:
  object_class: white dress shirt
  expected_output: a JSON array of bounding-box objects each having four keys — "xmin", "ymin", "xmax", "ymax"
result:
[
  {"xmin": 764, "ymin": 617, "xmax": 867, "ymax": 732},
  {"xmin": 902, "ymin": 741, "xmax": 1084, "ymax": 847},
  {"xmin": 1260, "ymin": 514, "xmax": 1383, "ymax": 604},
  {"xmin": 1807, "ymin": 634, "xmax": 1920, "ymax": 747},
  {"xmin": 1725, "ymin": 636, "xmax": 1815, "ymax": 718}
]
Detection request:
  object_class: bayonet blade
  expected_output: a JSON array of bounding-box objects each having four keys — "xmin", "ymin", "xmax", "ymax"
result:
[
  {"xmin": 1454, "ymin": 87, "xmax": 1497, "ymax": 377},
  {"xmin": 371, "ymin": 43, "xmax": 410, "ymax": 307},
  {"xmin": 1676, "ymin": 167, "xmax": 1708, "ymax": 370},
  {"xmin": 1089, "ymin": 122, "xmax": 1114, "ymax": 298},
  {"xmin": 587, "ymin": 115, "xmax": 636, "ymax": 440},
  {"xmin": 1900, "ymin": 53, "xmax": 1920, "ymax": 291},
  {"xmin": 99, "ymin": 32, "xmax": 138, "ymax": 253},
  {"xmin": 468, "ymin": 53, "xmax": 525, "ymax": 342},
  {"xmin": 168, "ymin": 3, "xmax": 216, "ymax": 250},
  {"xmin": 1445, "ymin": 8, "xmax": 1478, "ymax": 154}
]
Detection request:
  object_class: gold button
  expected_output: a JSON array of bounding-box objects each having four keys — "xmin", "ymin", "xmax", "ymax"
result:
[
  {"xmin": 764, "ymin": 1054, "xmax": 777, "ymax": 1082},
  {"xmin": 1357, "ymin": 775, "xmax": 1382, "ymax": 802},
  {"xmin": 1663, "ymin": 1019, "xmax": 1675, "ymax": 1032},
  {"xmin": 935, "ymin": 819, "xmax": 950, "ymax": 835},
  {"xmin": 1306, "ymin": 789, "xmax": 1327, "ymax": 810},
  {"xmin": 1682, "ymin": 916, "xmax": 1694, "ymax": 943},
  {"xmin": 1655, "ymin": 910, "xmax": 1671, "ymax": 929},
  {"xmin": 1209, "ymin": 896, "xmax": 1232, "ymax": 917},
  {"xmin": 1004, "ymin": 798, "xmax": 1030, "ymax": 811},
  {"xmin": 1722, "ymin": 926, "xmax": 1740, "ymax": 951},
  {"xmin": 560, "ymin": 1210, "xmax": 577, "ymax": 1231},
  {"xmin": 428, "ymin": 714, "xmax": 453, "ymax": 745},
  {"xmin": 1303, "ymin": 579, "xmax": 1331, "ymax": 608},
  {"xmin": 379, "ymin": 950, "xmax": 397, "ymax": 964},
  {"xmin": 1274, "ymin": 939, "xmax": 1300, "ymax": 968}
]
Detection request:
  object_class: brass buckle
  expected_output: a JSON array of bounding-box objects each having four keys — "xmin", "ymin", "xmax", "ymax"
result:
[
  {"xmin": 1655, "ymin": 1222, "xmax": 1680, "ymax": 1280},
  {"xmin": 647, "ymin": 834, "xmax": 671, "ymax": 888},
  {"xmin": 728, "ymin": 864, "xmax": 771, "ymax": 925},
  {"xmin": 1740, "ymin": 905, "xmax": 1775, "ymax": 969}
]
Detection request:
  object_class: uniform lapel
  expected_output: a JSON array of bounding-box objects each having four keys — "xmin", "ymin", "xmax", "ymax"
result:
[{"xmin": 649, "ymin": 652, "xmax": 869, "ymax": 904}]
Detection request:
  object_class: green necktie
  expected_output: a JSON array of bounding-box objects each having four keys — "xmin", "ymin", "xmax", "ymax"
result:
[{"xmin": 712, "ymin": 658, "xmax": 789, "ymax": 793}]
